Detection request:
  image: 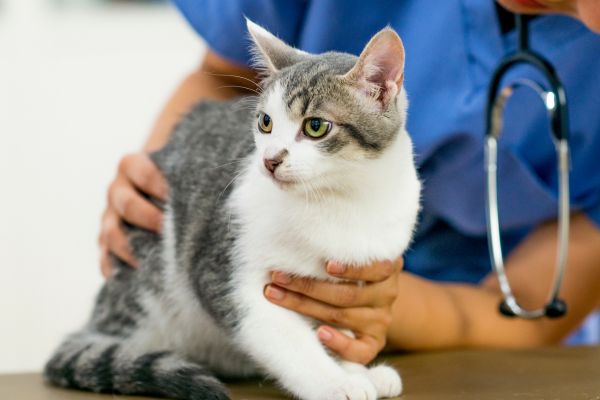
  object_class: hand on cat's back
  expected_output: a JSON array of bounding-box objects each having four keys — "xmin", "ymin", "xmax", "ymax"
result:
[
  {"xmin": 98, "ymin": 152, "xmax": 168, "ymax": 278},
  {"xmin": 265, "ymin": 258, "xmax": 403, "ymax": 364}
]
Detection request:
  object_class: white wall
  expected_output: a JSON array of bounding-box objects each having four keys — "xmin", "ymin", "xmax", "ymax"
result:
[{"xmin": 0, "ymin": 0, "xmax": 205, "ymax": 373}]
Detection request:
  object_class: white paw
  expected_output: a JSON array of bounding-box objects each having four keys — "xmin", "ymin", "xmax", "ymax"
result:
[
  {"xmin": 367, "ymin": 365, "xmax": 402, "ymax": 398},
  {"xmin": 319, "ymin": 373, "xmax": 377, "ymax": 400}
]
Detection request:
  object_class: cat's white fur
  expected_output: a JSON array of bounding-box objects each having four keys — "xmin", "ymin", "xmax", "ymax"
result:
[{"xmin": 129, "ymin": 25, "xmax": 420, "ymax": 400}]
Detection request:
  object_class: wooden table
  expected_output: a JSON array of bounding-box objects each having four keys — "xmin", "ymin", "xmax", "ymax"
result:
[{"xmin": 2, "ymin": 347, "xmax": 599, "ymax": 399}]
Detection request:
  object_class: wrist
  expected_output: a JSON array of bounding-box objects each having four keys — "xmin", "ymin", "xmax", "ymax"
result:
[
  {"xmin": 385, "ymin": 272, "xmax": 430, "ymax": 350},
  {"xmin": 386, "ymin": 272, "xmax": 468, "ymax": 351}
]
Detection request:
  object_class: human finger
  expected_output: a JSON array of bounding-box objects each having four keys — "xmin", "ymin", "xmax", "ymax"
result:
[
  {"xmin": 264, "ymin": 284, "xmax": 386, "ymax": 332},
  {"xmin": 271, "ymin": 272, "xmax": 397, "ymax": 308},
  {"xmin": 326, "ymin": 258, "xmax": 403, "ymax": 283},
  {"xmin": 99, "ymin": 245, "xmax": 113, "ymax": 279},
  {"xmin": 109, "ymin": 182, "xmax": 163, "ymax": 232},
  {"xmin": 317, "ymin": 325, "xmax": 382, "ymax": 365},
  {"xmin": 100, "ymin": 210, "xmax": 138, "ymax": 267},
  {"xmin": 118, "ymin": 153, "xmax": 168, "ymax": 201}
]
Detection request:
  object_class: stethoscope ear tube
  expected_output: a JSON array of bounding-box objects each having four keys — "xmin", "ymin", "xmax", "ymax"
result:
[
  {"xmin": 485, "ymin": 17, "xmax": 569, "ymax": 142},
  {"xmin": 484, "ymin": 15, "xmax": 570, "ymax": 319}
]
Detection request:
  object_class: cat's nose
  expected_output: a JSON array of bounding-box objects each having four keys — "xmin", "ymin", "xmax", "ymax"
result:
[
  {"xmin": 264, "ymin": 157, "xmax": 283, "ymax": 173},
  {"xmin": 263, "ymin": 149, "xmax": 288, "ymax": 174}
]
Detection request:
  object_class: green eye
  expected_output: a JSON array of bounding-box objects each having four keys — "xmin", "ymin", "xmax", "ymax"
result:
[
  {"xmin": 258, "ymin": 112, "xmax": 272, "ymax": 134},
  {"xmin": 303, "ymin": 118, "xmax": 331, "ymax": 138}
]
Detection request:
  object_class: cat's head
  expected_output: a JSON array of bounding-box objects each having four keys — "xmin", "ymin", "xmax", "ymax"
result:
[{"xmin": 247, "ymin": 19, "xmax": 408, "ymax": 194}]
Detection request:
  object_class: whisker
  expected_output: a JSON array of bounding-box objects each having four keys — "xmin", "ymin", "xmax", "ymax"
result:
[
  {"xmin": 217, "ymin": 85, "xmax": 262, "ymax": 96},
  {"xmin": 217, "ymin": 169, "xmax": 245, "ymax": 202},
  {"xmin": 204, "ymin": 72, "xmax": 262, "ymax": 89},
  {"xmin": 301, "ymin": 177, "xmax": 311, "ymax": 212},
  {"xmin": 311, "ymin": 180, "xmax": 325, "ymax": 204},
  {"xmin": 209, "ymin": 158, "xmax": 247, "ymax": 170},
  {"xmin": 232, "ymin": 97, "xmax": 259, "ymax": 111},
  {"xmin": 306, "ymin": 178, "xmax": 320, "ymax": 205}
]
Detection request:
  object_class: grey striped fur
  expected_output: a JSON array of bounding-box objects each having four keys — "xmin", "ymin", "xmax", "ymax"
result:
[{"xmin": 45, "ymin": 100, "xmax": 255, "ymax": 399}]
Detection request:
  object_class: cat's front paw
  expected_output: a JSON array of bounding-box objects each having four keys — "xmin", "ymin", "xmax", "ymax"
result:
[
  {"xmin": 366, "ymin": 365, "xmax": 402, "ymax": 398},
  {"xmin": 318, "ymin": 373, "xmax": 377, "ymax": 400}
]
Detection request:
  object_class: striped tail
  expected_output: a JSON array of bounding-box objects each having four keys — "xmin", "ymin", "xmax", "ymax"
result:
[{"xmin": 44, "ymin": 332, "xmax": 230, "ymax": 400}]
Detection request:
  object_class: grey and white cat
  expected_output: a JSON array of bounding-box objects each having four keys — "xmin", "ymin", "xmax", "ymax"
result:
[{"xmin": 45, "ymin": 20, "xmax": 421, "ymax": 400}]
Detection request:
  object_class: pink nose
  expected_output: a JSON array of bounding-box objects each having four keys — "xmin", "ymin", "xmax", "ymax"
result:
[{"xmin": 264, "ymin": 157, "xmax": 283, "ymax": 173}]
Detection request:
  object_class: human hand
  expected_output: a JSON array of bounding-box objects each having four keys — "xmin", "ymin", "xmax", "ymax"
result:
[
  {"xmin": 99, "ymin": 153, "xmax": 168, "ymax": 278},
  {"xmin": 264, "ymin": 258, "xmax": 403, "ymax": 364}
]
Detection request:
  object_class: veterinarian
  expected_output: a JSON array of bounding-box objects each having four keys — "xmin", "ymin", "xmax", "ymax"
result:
[{"xmin": 98, "ymin": 0, "xmax": 600, "ymax": 364}]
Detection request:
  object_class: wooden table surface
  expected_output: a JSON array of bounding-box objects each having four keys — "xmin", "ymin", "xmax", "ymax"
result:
[{"xmin": 2, "ymin": 347, "xmax": 599, "ymax": 399}]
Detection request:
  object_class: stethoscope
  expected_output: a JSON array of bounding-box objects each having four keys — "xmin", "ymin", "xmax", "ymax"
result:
[{"xmin": 485, "ymin": 14, "xmax": 570, "ymax": 319}]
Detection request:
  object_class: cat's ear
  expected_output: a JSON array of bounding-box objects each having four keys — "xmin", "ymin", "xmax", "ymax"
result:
[
  {"xmin": 246, "ymin": 18, "xmax": 309, "ymax": 73},
  {"xmin": 343, "ymin": 28, "xmax": 405, "ymax": 108}
]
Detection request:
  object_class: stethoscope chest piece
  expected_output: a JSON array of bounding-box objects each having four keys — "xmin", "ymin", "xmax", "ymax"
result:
[{"xmin": 485, "ymin": 15, "xmax": 570, "ymax": 320}]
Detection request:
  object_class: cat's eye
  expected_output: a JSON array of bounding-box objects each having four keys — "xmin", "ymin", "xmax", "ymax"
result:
[
  {"xmin": 258, "ymin": 112, "xmax": 273, "ymax": 134},
  {"xmin": 303, "ymin": 118, "xmax": 332, "ymax": 139}
]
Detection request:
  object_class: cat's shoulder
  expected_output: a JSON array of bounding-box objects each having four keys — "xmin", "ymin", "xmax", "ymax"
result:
[
  {"xmin": 169, "ymin": 97, "xmax": 253, "ymax": 149},
  {"xmin": 151, "ymin": 97, "xmax": 255, "ymax": 177}
]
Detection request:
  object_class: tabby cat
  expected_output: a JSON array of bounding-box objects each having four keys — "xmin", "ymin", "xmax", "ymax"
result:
[{"xmin": 45, "ymin": 20, "xmax": 421, "ymax": 400}]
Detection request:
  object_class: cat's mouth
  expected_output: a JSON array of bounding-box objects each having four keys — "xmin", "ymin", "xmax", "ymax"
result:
[
  {"xmin": 270, "ymin": 174, "xmax": 298, "ymax": 189},
  {"xmin": 259, "ymin": 162, "xmax": 299, "ymax": 189}
]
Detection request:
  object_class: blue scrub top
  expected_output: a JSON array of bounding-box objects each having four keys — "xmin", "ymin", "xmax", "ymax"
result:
[{"xmin": 172, "ymin": 0, "xmax": 600, "ymax": 343}]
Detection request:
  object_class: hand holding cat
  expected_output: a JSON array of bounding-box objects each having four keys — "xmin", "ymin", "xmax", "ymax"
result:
[
  {"xmin": 265, "ymin": 258, "xmax": 403, "ymax": 365},
  {"xmin": 99, "ymin": 152, "xmax": 168, "ymax": 277}
]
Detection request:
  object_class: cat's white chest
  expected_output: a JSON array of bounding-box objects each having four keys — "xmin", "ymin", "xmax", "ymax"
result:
[{"xmin": 229, "ymin": 164, "xmax": 419, "ymax": 280}]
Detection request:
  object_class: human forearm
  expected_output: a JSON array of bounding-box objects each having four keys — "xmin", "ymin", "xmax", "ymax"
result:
[
  {"xmin": 387, "ymin": 213, "xmax": 600, "ymax": 350},
  {"xmin": 388, "ymin": 274, "xmax": 548, "ymax": 350},
  {"xmin": 144, "ymin": 50, "xmax": 257, "ymax": 151}
]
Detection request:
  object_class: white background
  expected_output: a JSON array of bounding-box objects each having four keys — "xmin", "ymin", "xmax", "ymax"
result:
[{"xmin": 0, "ymin": 0, "xmax": 205, "ymax": 373}]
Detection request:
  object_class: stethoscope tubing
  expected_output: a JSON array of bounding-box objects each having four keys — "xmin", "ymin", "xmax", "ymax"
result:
[{"xmin": 484, "ymin": 14, "xmax": 570, "ymax": 319}]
